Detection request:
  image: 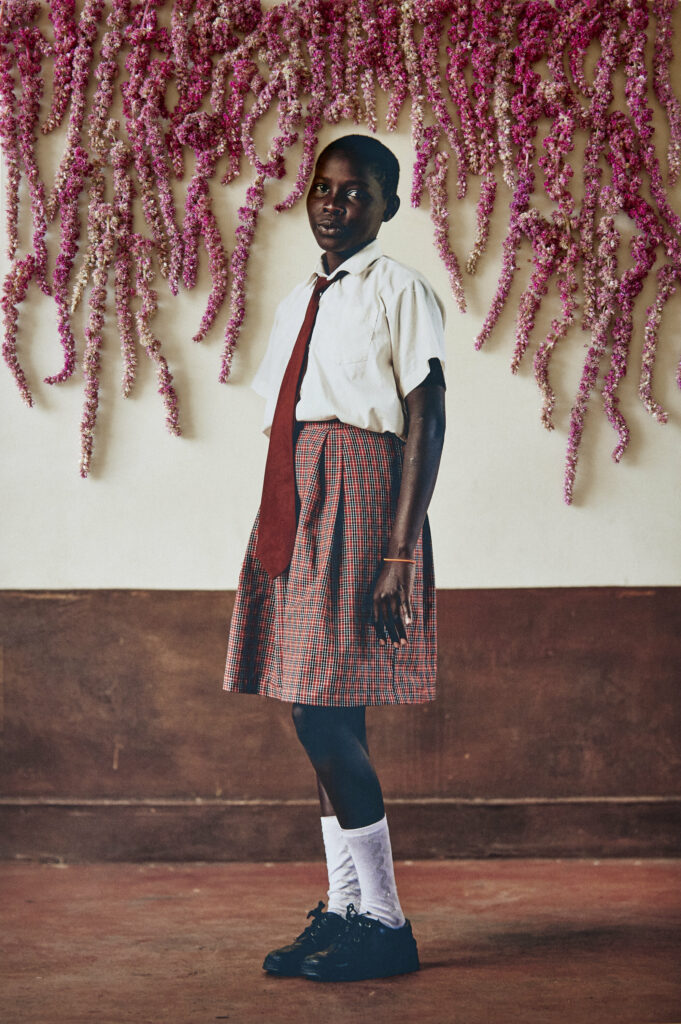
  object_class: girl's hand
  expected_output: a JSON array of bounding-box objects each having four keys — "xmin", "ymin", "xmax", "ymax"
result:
[{"xmin": 372, "ymin": 560, "xmax": 415, "ymax": 647}]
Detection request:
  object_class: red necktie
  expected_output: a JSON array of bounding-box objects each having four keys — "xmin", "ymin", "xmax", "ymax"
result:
[{"xmin": 256, "ymin": 274, "xmax": 335, "ymax": 580}]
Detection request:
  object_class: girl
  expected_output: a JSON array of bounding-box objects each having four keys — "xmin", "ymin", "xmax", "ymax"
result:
[{"xmin": 223, "ymin": 134, "xmax": 446, "ymax": 982}]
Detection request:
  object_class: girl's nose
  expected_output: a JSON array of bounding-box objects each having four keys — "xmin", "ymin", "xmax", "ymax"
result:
[{"xmin": 322, "ymin": 192, "xmax": 343, "ymax": 213}]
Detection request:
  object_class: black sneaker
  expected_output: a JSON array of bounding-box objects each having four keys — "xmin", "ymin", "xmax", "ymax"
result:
[
  {"xmin": 300, "ymin": 904, "xmax": 420, "ymax": 982},
  {"xmin": 262, "ymin": 901, "xmax": 347, "ymax": 976}
]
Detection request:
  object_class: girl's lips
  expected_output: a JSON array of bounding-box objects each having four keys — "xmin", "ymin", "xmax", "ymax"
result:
[{"xmin": 316, "ymin": 222, "xmax": 345, "ymax": 236}]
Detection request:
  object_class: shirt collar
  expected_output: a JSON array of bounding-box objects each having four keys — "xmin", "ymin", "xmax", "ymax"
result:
[{"xmin": 308, "ymin": 238, "xmax": 382, "ymax": 284}]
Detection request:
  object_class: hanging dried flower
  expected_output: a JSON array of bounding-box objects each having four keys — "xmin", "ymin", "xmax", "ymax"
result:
[
  {"xmin": 0, "ymin": 0, "xmax": 679, "ymax": 501},
  {"xmin": 132, "ymin": 233, "xmax": 181, "ymax": 437}
]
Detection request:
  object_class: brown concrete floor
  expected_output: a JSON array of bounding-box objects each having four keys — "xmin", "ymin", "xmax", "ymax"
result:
[{"xmin": 1, "ymin": 859, "xmax": 680, "ymax": 1024}]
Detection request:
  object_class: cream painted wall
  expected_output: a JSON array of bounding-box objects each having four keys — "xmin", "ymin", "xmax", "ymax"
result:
[{"xmin": 1, "ymin": 8, "xmax": 680, "ymax": 589}]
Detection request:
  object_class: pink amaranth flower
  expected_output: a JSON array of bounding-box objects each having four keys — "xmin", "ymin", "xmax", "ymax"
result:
[
  {"xmin": 14, "ymin": 14, "xmax": 52, "ymax": 296},
  {"xmin": 79, "ymin": 216, "xmax": 115, "ymax": 478},
  {"xmin": 110, "ymin": 137, "xmax": 137, "ymax": 397},
  {"xmin": 0, "ymin": 0, "xmax": 679, "ymax": 496},
  {"xmin": 219, "ymin": 172, "xmax": 265, "ymax": 384},
  {"xmin": 1, "ymin": 251, "xmax": 35, "ymax": 405},
  {"xmin": 639, "ymin": 263, "xmax": 679, "ymax": 423},
  {"xmin": 44, "ymin": 144, "xmax": 93, "ymax": 384},
  {"xmin": 426, "ymin": 150, "xmax": 466, "ymax": 314},
  {"xmin": 132, "ymin": 233, "xmax": 181, "ymax": 437},
  {"xmin": 45, "ymin": 0, "xmax": 106, "ymax": 221},
  {"xmin": 0, "ymin": 11, "xmax": 23, "ymax": 261},
  {"xmin": 564, "ymin": 199, "xmax": 620, "ymax": 505},
  {"xmin": 41, "ymin": 0, "xmax": 78, "ymax": 136},
  {"xmin": 651, "ymin": 0, "xmax": 681, "ymax": 186}
]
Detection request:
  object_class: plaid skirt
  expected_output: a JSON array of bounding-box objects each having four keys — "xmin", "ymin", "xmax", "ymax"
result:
[{"xmin": 223, "ymin": 421, "xmax": 437, "ymax": 706}]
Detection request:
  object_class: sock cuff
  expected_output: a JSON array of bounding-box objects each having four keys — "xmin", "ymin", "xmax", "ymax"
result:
[
  {"xmin": 320, "ymin": 814, "xmax": 342, "ymax": 839},
  {"xmin": 340, "ymin": 814, "xmax": 388, "ymax": 840}
]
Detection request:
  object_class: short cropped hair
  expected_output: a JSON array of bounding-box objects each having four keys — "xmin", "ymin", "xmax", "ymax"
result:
[{"xmin": 318, "ymin": 135, "xmax": 400, "ymax": 201}]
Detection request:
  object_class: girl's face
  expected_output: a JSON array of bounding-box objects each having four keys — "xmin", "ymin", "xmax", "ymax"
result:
[{"xmin": 306, "ymin": 149, "xmax": 399, "ymax": 273}]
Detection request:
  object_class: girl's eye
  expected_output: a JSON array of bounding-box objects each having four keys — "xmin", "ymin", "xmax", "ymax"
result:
[{"xmin": 310, "ymin": 184, "xmax": 367, "ymax": 201}]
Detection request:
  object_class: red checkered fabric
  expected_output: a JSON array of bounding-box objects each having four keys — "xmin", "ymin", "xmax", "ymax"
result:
[{"xmin": 223, "ymin": 422, "xmax": 437, "ymax": 706}]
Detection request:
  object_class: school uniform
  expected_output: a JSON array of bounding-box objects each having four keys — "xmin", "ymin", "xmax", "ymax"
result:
[{"xmin": 223, "ymin": 238, "xmax": 446, "ymax": 707}]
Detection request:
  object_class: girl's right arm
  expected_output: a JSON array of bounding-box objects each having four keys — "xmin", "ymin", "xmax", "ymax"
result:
[{"xmin": 372, "ymin": 358, "xmax": 446, "ymax": 646}]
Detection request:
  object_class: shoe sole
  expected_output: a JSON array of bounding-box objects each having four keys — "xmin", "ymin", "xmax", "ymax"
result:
[{"xmin": 300, "ymin": 958, "xmax": 420, "ymax": 982}]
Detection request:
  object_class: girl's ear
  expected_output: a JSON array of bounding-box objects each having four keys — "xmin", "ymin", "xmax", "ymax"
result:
[{"xmin": 383, "ymin": 194, "xmax": 401, "ymax": 223}]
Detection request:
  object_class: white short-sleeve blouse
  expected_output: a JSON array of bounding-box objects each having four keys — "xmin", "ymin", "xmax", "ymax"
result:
[{"xmin": 252, "ymin": 239, "xmax": 446, "ymax": 440}]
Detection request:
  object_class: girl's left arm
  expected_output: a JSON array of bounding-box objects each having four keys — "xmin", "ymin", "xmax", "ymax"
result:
[{"xmin": 372, "ymin": 358, "xmax": 446, "ymax": 646}]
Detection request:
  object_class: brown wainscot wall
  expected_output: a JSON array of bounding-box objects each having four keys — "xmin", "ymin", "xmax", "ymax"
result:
[{"xmin": 1, "ymin": 588, "xmax": 680, "ymax": 862}]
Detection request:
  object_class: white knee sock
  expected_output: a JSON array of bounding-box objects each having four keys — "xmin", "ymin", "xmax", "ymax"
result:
[
  {"xmin": 320, "ymin": 815, "xmax": 361, "ymax": 918},
  {"xmin": 340, "ymin": 815, "xmax": 406, "ymax": 929}
]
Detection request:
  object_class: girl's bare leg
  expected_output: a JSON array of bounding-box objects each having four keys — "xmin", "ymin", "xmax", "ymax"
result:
[{"xmin": 292, "ymin": 704, "xmax": 384, "ymax": 828}]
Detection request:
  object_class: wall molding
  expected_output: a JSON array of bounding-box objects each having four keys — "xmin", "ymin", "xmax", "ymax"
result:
[
  {"xmin": 2, "ymin": 798, "xmax": 680, "ymax": 862},
  {"xmin": 2, "ymin": 795, "xmax": 680, "ymax": 807}
]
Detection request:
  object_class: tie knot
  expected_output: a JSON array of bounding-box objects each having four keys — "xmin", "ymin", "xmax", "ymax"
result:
[{"xmin": 313, "ymin": 270, "xmax": 346, "ymax": 299}]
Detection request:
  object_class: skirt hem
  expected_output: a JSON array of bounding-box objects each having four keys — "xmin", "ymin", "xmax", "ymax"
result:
[{"xmin": 222, "ymin": 678, "xmax": 437, "ymax": 707}]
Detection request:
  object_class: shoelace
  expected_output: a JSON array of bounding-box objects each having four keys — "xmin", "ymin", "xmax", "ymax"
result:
[
  {"xmin": 295, "ymin": 900, "xmax": 327, "ymax": 941},
  {"xmin": 338, "ymin": 903, "xmax": 373, "ymax": 947}
]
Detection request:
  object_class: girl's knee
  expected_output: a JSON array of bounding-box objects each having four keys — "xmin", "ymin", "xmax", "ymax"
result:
[
  {"xmin": 291, "ymin": 703, "xmax": 322, "ymax": 746},
  {"xmin": 291, "ymin": 702, "xmax": 307, "ymax": 738},
  {"xmin": 291, "ymin": 704, "xmax": 337, "ymax": 764},
  {"xmin": 291, "ymin": 703, "xmax": 366, "ymax": 757}
]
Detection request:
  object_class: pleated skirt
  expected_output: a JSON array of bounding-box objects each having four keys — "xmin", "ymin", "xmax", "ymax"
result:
[{"xmin": 223, "ymin": 421, "xmax": 437, "ymax": 706}]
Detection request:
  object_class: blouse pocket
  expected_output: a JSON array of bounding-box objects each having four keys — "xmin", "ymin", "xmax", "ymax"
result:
[{"xmin": 325, "ymin": 306, "xmax": 378, "ymax": 365}]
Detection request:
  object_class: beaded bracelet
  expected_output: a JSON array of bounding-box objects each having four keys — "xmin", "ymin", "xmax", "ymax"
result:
[{"xmin": 383, "ymin": 557, "xmax": 416, "ymax": 563}]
